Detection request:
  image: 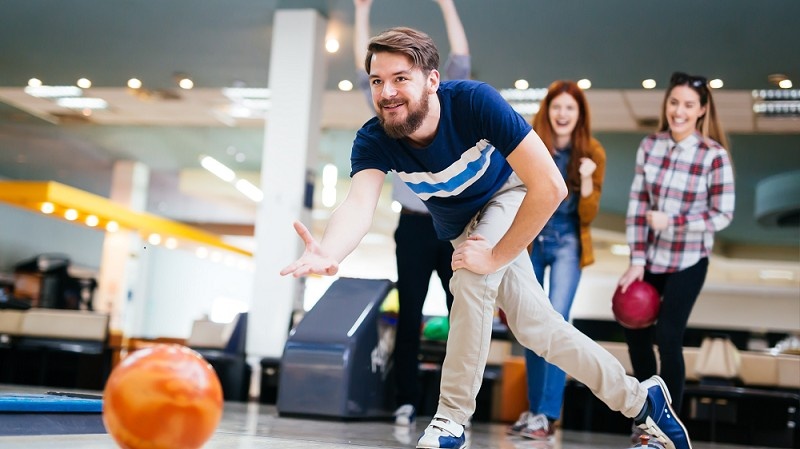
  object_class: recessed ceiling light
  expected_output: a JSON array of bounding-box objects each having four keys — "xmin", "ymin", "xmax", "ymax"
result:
[
  {"xmin": 127, "ymin": 78, "xmax": 142, "ymax": 89},
  {"xmin": 577, "ymin": 79, "xmax": 591, "ymax": 90},
  {"xmin": 40, "ymin": 202, "xmax": 55, "ymax": 214},
  {"xmin": 709, "ymin": 79, "xmax": 724, "ymax": 89},
  {"xmin": 338, "ymin": 80, "xmax": 353, "ymax": 91},
  {"xmin": 28, "ymin": 78, "xmax": 42, "ymax": 87},
  {"xmin": 85, "ymin": 215, "xmax": 99, "ymax": 227},
  {"xmin": 514, "ymin": 79, "xmax": 529, "ymax": 90},
  {"xmin": 77, "ymin": 78, "xmax": 92, "ymax": 89},
  {"xmin": 779, "ymin": 79, "xmax": 793, "ymax": 89},
  {"xmin": 642, "ymin": 79, "xmax": 656, "ymax": 89},
  {"xmin": 178, "ymin": 78, "xmax": 194, "ymax": 89},
  {"xmin": 325, "ymin": 38, "xmax": 340, "ymax": 53}
]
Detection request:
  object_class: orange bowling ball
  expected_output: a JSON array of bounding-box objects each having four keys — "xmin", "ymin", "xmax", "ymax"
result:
[{"xmin": 103, "ymin": 344, "xmax": 223, "ymax": 449}]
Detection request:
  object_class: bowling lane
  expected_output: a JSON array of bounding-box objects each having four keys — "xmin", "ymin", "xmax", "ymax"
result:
[{"xmin": 0, "ymin": 386, "xmax": 776, "ymax": 449}]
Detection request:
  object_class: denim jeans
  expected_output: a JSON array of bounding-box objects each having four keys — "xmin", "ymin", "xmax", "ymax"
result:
[{"xmin": 524, "ymin": 228, "xmax": 582, "ymax": 420}]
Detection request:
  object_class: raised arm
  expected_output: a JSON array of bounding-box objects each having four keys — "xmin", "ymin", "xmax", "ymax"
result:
[
  {"xmin": 434, "ymin": 0, "xmax": 469, "ymax": 56},
  {"xmin": 280, "ymin": 168, "xmax": 385, "ymax": 277}
]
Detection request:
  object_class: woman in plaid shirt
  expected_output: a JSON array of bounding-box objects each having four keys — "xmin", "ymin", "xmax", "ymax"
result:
[{"xmin": 617, "ymin": 72, "xmax": 736, "ymax": 425}]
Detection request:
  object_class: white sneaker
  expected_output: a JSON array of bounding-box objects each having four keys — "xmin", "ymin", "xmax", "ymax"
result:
[
  {"xmin": 506, "ymin": 411, "xmax": 528, "ymax": 435},
  {"xmin": 519, "ymin": 413, "xmax": 554, "ymax": 441},
  {"xmin": 394, "ymin": 404, "xmax": 416, "ymax": 426},
  {"xmin": 416, "ymin": 414, "xmax": 466, "ymax": 449}
]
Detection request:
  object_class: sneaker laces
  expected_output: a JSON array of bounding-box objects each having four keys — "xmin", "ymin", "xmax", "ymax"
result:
[{"xmin": 427, "ymin": 414, "xmax": 464, "ymax": 437}]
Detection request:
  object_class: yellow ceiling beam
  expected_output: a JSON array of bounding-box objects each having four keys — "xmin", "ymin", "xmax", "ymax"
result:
[{"xmin": 0, "ymin": 180, "xmax": 252, "ymax": 257}]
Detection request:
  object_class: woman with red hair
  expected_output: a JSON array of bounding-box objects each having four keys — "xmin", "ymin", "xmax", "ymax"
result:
[{"xmin": 508, "ymin": 80, "xmax": 606, "ymax": 440}]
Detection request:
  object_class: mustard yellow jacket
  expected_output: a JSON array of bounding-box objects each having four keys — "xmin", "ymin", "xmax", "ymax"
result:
[
  {"xmin": 527, "ymin": 137, "xmax": 607, "ymax": 268},
  {"xmin": 576, "ymin": 138, "xmax": 606, "ymax": 268}
]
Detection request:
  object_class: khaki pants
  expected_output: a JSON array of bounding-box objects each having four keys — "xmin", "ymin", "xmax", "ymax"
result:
[{"xmin": 437, "ymin": 174, "xmax": 647, "ymax": 425}]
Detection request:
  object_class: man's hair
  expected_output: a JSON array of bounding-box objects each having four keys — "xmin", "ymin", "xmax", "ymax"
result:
[{"xmin": 365, "ymin": 27, "xmax": 439, "ymax": 74}]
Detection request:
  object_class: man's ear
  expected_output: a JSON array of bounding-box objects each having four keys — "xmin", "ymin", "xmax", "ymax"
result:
[{"xmin": 428, "ymin": 69, "xmax": 441, "ymax": 93}]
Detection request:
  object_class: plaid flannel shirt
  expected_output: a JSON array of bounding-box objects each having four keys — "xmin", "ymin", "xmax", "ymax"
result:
[{"xmin": 626, "ymin": 131, "xmax": 735, "ymax": 273}]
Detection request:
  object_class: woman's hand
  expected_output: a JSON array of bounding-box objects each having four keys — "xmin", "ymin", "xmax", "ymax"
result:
[
  {"xmin": 617, "ymin": 265, "xmax": 645, "ymax": 293},
  {"xmin": 646, "ymin": 210, "xmax": 669, "ymax": 231}
]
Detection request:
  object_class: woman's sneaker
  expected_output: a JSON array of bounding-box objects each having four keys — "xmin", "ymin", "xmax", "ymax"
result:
[
  {"xmin": 635, "ymin": 375, "xmax": 692, "ymax": 449},
  {"xmin": 519, "ymin": 413, "xmax": 555, "ymax": 441},
  {"xmin": 416, "ymin": 414, "xmax": 466, "ymax": 449},
  {"xmin": 394, "ymin": 404, "xmax": 416, "ymax": 426},
  {"xmin": 506, "ymin": 411, "xmax": 531, "ymax": 435}
]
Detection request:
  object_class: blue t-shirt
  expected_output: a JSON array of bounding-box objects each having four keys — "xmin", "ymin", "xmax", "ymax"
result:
[{"xmin": 350, "ymin": 80, "xmax": 532, "ymax": 240}]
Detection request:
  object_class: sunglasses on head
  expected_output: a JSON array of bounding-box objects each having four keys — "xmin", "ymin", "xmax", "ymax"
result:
[{"xmin": 670, "ymin": 72, "xmax": 708, "ymax": 89}]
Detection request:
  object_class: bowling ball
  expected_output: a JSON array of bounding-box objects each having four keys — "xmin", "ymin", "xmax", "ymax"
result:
[
  {"xmin": 612, "ymin": 280, "xmax": 660, "ymax": 329},
  {"xmin": 423, "ymin": 316, "xmax": 450, "ymax": 341},
  {"xmin": 102, "ymin": 344, "xmax": 223, "ymax": 449}
]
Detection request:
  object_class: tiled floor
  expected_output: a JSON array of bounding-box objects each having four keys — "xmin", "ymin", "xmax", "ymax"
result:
[{"xmin": 0, "ymin": 397, "xmax": 779, "ymax": 449}]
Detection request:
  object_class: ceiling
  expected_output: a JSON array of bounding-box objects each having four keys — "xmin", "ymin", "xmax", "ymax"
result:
[{"xmin": 0, "ymin": 0, "xmax": 798, "ymax": 260}]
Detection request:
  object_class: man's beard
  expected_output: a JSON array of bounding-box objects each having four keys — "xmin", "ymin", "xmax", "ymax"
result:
[{"xmin": 378, "ymin": 91, "xmax": 429, "ymax": 139}]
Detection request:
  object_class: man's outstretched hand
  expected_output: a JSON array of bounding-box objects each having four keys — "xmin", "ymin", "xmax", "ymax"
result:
[{"xmin": 279, "ymin": 221, "xmax": 339, "ymax": 278}]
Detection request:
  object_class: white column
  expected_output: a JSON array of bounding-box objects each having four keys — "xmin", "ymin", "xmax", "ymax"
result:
[
  {"xmin": 248, "ymin": 9, "xmax": 327, "ymax": 360},
  {"xmin": 95, "ymin": 160, "xmax": 150, "ymax": 333}
]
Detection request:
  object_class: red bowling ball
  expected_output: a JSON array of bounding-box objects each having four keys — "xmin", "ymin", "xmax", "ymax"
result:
[{"xmin": 612, "ymin": 280, "xmax": 660, "ymax": 329}]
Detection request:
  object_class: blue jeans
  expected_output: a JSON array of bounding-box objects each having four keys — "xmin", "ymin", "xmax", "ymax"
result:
[{"xmin": 524, "ymin": 230, "xmax": 582, "ymax": 420}]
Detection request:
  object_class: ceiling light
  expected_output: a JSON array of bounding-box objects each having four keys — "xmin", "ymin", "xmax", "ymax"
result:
[
  {"xmin": 222, "ymin": 87, "xmax": 270, "ymax": 100},
  {"xmin": 148, "ymin": 233, "xmax": 162, "ymax": 245},
  {"xmin": 77, "ymin": 78, "xmax": 92, "ymax": 89},
  {"xmin": 322, "ymin": 163, "xmax": 338, "ymax": 188},
  {"xmin": 28, "ymin": 78, "xmax": 42, "ymax": 87},
  {"xmin": 178, "ymin": 78, "xmax": 194, "ymax": 89},
  {"xmin": 85, "ymin": 215, "xmax": 99, "ymax": 227},
  {"xmin": 0, "ymin": 181, "xmax": 250, "ymax": 256},
  {"xmin": 325, "ymin": 38, "xmax": 340, "ymax": 53},
  {"xmin": 500, "ymin": 87, "xmax": 546, "ymax": 116},
  {"xmin": 577, "ymin": 79, "xmax": 592, "ymax": 90},
  {"xmin": 752, "ymin": 89, "xmax": 800, "ymax": 117},
  {"xmin": 709, "ymin": 79, "xmax": 724, "ymax": 89},
  {"xmin": 514, "ymin": 79, "xmax": 529, "ymax": 90},
  {"xmin": 56, "ymin": 97, "xmax": 108, "ymax": 110},
  {"xmin": 105, "ymin": 221, "xmax": 119, "ymax": 232},
  {"xmin": 127, "ymin": 78, "xmax": 142, "ymax": 89},
  {"xmin": 338, "ymin": 80, "xmax": 353, "ymax": 91},
  {"xmin": 642, "ymin": 79, "xmax": 656, "ymax": 89},
  {"xmin": 234, "ymin": 179, "xmax": 263, "ymax": 202},
  {"xmin": 321, "ymin": 186, "xmax": 336, "ymax": 208},
  {"xmin": 64, "ymin": 209, "xmax": 78, "ymax": 221},
  {"xmin": 199, "ymin": 155, "xmax": 236, "ymax": 182},
  {"xmin": 40, "ymin": 202, "xmax": 54, "ymax": 214},
  {"xmin": 24, "ymin": 85, "xmax": 82, "ymax": 98},
  {"xmin": 779, "ymin": 79, "xmax": 793, "ymax": 89},
  {"xmin": 165, "ymin": 237, "xmax": 178, "ymax": 250}
]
